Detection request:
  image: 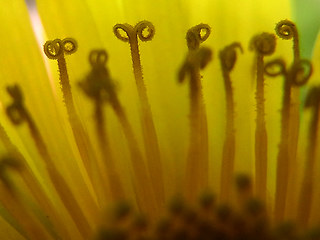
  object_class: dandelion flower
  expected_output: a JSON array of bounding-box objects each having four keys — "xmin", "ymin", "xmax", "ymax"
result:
[{"xmin": 0, "ymin": 0, "xmax": 320, "ymax": 239}]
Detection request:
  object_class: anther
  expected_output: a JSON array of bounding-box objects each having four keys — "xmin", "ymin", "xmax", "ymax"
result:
[{"xmin": 186, "ymin": 24, "xmax": 211, "ymax": 50}]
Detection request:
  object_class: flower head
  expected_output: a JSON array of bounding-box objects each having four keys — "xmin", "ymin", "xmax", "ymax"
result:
[{"xmin": 0, "ymin": 0, "xmax": 320, "ymax": 239}]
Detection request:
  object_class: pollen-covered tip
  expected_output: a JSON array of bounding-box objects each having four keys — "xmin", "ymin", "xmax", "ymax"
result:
[
  {"xmin": 43, "ymin": 38, "xmax": 77, "ymax": 59},
  {"xmin": 250, "ymin": 32, "xmax": 276, "ymax": 56},
  {"xmin": 186, "ymin": 23, "xmax": 211, "ymax": 50},
  {"xmin": 220, "ymin": 42, "xmax": 243, "ymax": 72},
  {"xmin": 79, "ymin": 49, "xmax": 116, "ymax": 101},
  {"xmin": 275, "ymin": 19, "xmax": 297, "ymax": 40}
]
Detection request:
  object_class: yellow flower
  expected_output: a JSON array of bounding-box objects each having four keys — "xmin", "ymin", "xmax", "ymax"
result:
[{"xmin": 0, "ymin": 0, "xmax": 320, "ymax": 239}]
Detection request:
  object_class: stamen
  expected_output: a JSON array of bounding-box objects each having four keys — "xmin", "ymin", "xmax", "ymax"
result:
[
  {"xmin": 113, "ymin": 21, "xmax": 164, "ymax": 206},
  {"xmin": 0, "ymin": 155, "xmax": 52, "ymax": 239},
  {"xmin": 297, "ymin": 85, "xmax": 318, "ymax": 227},
  {"xmin": 264, "ymin": 59, "xmax": 289, "ymax": 222},
  {"xmin": 80, "ymin": 49, "xmax": 158, "ymax": 216},
  {"xmin": 0, "ymin": 124, "xmax": 71, "ymax": 238},
  {"xmin": 265, "ymin": 58, "xmax": 312, "ymax": 222},
  {"xmin": 6, "ymin": 84, "xmax": 94, "ymax": 239},
  {"xmin": 250, "ymin": 32, "xmax": 276, "ymax": 201},
  {"xmin": 178, "ymin": 46, "xmax": 212, "ymax": 201},
  {"xmin": 44, "ymin": 38, "xmax": 98, "ymax": 194},
  {"xmin": 219, "ymin": 42, "xmax": 243, "ymax": 201},
  {"xmin": 275, "ymin": 20, "xmax": 300, "ymax": 61},
  {"xmin": 275, "ymin": 20, "xmax": 302, "ymax": 214},
  {"xmin": 79, "ymin": 49, "xmax": 125, "ymax": 204}
]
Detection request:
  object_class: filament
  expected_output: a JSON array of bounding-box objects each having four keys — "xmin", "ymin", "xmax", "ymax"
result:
[
  {"xmin": 265, "ymin": 59, "xmax": 290, "ymax": 221},
  {"xmin": 219, "ymin": 42, "xmax": 242, "ymax": 201},
  {"xmin": 250, "ymin": 32, "xmax": 276, "ymax": 201},
  {"xmin": 179, "ymin": 46, "xmax": 212, "ymax": 201},
  {"xmin": 79, "ymin": 49, "xmax": 125, "ymax": 204}
]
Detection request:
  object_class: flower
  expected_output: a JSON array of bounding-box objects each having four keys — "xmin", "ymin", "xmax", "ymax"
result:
[{"xmin": 0, "ymin": 0, "xmax": 320, "ymax": 239}]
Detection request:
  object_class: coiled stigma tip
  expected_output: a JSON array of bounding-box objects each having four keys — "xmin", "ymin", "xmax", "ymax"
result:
[
  {"xmin": 79, "ymin": 49, "xmax": 115, "ymax": 101},
  {"xmin": 289, "ymin": 59, "xmax": 312, "ymax": 86},
  {"xmin": 275, "ymin": 19, "xmax": 297, "ymax": 40},
  {"xmin": 113, "ymin": 20, "xmax": 155, "ymax": 43},
  {"xmin": 44, "ymin": 38, "xmax": 77, "ymax": 59},
  {"xmin": 186, "ymin": 23, "xmax": 211, "ymax": 50}
]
